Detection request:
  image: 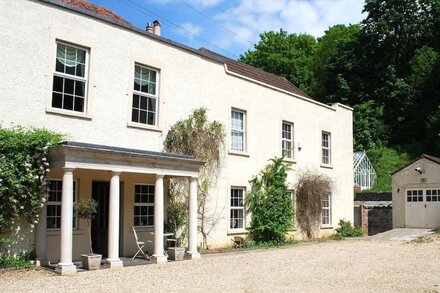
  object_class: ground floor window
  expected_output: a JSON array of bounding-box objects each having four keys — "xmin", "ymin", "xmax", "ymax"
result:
[
  {"xmin": 230, "ymin": 187, "xmax": 245, "ymax": 229},
  {"xmin": 321, "ymin": 194, "xmax": 331, "ymax": 226},
  {"xmin": 46, "ymin": 180, "xmax": 77, "ymax": 229},
  {"xmin": 133, "ymin": 184, "xmax": 154, "ymax": 227}
]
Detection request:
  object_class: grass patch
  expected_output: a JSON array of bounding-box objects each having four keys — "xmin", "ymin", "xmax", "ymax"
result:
[{"xmin": 0, "ymin": 251, "xmax": 35, "ymax": 269}]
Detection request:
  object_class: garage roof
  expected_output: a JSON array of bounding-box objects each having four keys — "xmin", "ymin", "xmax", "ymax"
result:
[{"xmin": 392, "ymin": 154, "xmax": 440, "ymax": 175}]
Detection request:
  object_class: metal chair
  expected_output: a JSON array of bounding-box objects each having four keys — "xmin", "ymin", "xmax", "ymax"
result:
[
  {"xmin": 166, "ymin": 227, "xmax": 184, "ymax": 248},
  {"xmin": 132, "ymin": 227, "xmax": 150, "ymax": 260}
]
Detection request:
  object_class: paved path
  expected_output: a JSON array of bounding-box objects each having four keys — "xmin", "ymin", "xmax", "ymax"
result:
[{"xmin": 370, "ymin": 228, "xmax": 434, "ymax": 241}]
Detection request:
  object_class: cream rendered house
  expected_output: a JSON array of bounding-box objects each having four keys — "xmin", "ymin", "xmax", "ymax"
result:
[{"xmin": 0, "ymin": 0, "xmax": 353, "ymax": 275}]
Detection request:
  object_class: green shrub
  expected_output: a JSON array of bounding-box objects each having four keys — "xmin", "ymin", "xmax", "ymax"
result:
[
  {"xmin": 334, "ymin": 219, "xmax": 363, "ymax": 239},
  {"xmin": 0, "ymin": 251, "xmax": 35, "ymax": 269},
  {"xmin": 246, "ymin": 157, "xmax": 293, "ymax": 244}
]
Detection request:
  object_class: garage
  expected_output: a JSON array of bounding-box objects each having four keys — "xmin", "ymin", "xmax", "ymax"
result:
[{"xmin": 392, "ymin": 154, "xmax": 440, "ymax": 229}]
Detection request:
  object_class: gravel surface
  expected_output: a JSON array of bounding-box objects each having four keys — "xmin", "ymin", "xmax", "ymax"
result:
[{"xmin": 1, "ymin": 237, "xmax": 440, "ymax": 292}]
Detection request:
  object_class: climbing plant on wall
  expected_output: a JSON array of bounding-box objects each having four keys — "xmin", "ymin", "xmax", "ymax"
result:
[
  {"xmin": 295, "ymin": 170, "xmax": 333, "ymax": 239},
  {"xmin": 0, "ymin": 126, "xmax": 62, "ymax": 236},
  {"xmin": 164, "ymin": 108, "xmax": 225, "ymax": 249}
]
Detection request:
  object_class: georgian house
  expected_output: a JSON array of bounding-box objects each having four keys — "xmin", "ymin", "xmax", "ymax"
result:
[{"xmin": 0, "ymin": 0, "xmax": 353, "ymax": 275}]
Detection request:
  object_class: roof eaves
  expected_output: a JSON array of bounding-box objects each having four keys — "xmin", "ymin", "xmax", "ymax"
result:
[{"xmin": 391, "ymin": 153, "xmax": 440, "ymax": 176}]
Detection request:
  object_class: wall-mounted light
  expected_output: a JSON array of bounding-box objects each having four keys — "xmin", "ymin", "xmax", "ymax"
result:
[
  {"xmin": 298, "ymin": 142, "xmax": 302, "ymax": 151},
  {"xmin": 415, "ymin": 167, "xmax": 423, "ymax": 174}
]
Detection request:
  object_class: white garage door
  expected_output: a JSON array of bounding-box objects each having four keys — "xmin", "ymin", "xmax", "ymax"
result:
[{"xmin": 405, "ymin": 189, "xmax": 440, "ymax": 228}]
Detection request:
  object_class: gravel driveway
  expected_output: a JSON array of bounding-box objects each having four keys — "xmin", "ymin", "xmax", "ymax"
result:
[{"xmin": 1, "ymin": 237, "xmax": 439, "ymax": 292}]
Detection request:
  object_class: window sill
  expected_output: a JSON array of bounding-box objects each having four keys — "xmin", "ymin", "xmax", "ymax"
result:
[
  {"xmin": 127, "ymin": 122, "xmax": 162, "ymax": 132},
  {"xmin": 46, "ymin": 107, "xmax": 92, "ymax": 120},
  {"xmin": 47, "ymin": 229, "xmax": 82, "ymax": 236},
  {"xmin": 227, "ymin": 229, "xmax": 249, "ymax": 235},
  {"xmin": 320, "ymin": 164, "xmax": 333, "ymax": 169},
  {"xmin": 228, "ymin": 150, "xmax": 250, "ymax": 157},
  {"xmin": 321, "ymin": 226, "xmax": 333, "ymax": 230},
  {"xmin": 283, "ymin": 158, "xmax": 296, "ymax": 164}
]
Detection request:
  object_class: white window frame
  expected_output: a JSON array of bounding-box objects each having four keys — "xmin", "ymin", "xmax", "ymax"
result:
[
  {"xmin": 131, "ymin": 64, "xmax": 159, "ymax": 126},
  {"xmin": 321, "ymin": 131, "xmax": 331, "ymax": 165},
  {"xmin": 52, "ymin": 41, "xmax": 89, "ymax": 113},
  {"xmin": 321, "ymin": 194, "xmax": 331, "ymax": 227},
  {"xmin": 46, "ymin": 179, "xmax": 78, "ymax": 230},
  {"xmin": 282, "ymin": 121, "xmax": 294, "ymax": 159},
  {"xmin": 231, "ymin": 109, "xmax": 246, "ymax": 152},
  {"xmin": 230, "ymin": 187, "xmax": 246, "ymax": 230},
  {"xmin": 133, "ymin": 184, "xmax": 155, "ymax": 227}
]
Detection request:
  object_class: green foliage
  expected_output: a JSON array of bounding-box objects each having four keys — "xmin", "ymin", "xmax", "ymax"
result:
[
  {"xmin": 165, "ymin": 201, "xmax": 187, "ymax": 247},
  {"xmin": 295, "ymin": 170, "xmax": 333, "ymax": 239},
  {"xmin": 0, "ymin": 126, "xmax": 62, "ymax": 235},
  {"xmin": 334, "ymin": 219, "xmax": 363, "ymax": 239},
  {"xmin": 0, "ymin": 250, "xmax": 35, "ymax": 269},
  {"xmin": 239, "ymin": 29, "xmax": 316, "ymax": 92},
  {"xmin": 353, "ymin": 100, "xmax": 389, "ymax": 151},
  {"xmin": 164, "ymin": 108, "xmax": 225, "ymax": 249},
  {"xmin": 74, "ymin": 199, "xmax": 98, "ymax": 220},
  {"xmin": 246, "ymin": 157, "xmax": 293, "ymax": 244},
  {"xmin": 367, "ymin": 147, "xmax": 411, "ymax": 191}
]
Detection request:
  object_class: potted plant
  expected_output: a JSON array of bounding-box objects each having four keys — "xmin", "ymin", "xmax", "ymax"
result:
[
  {"xmin": 74, "ymin": 198, "xmax": 101, "ymax": 270},
  {"xmin": 165, "ymin": 201, "xmax": 187, "ymax": 261}
]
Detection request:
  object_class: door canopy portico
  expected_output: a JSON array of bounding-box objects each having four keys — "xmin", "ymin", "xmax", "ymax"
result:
[
  {"xmin": 49, "ymin": 141, "xmax": 204, "ymax": 177},
  {"xmin": 43, "ymin": 141, "xmax": 204, "ymax": 275}
]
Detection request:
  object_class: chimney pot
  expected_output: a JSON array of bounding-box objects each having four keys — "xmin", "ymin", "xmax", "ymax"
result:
[
  {"xmin": 153, "ymin": 20, "xmax": 161, "ymax": 36},
  {"xmin": 146, "ymin": 23, "xmax": 153, "ymax": 33}
]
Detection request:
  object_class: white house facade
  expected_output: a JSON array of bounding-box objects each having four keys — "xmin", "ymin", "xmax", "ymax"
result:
[{"xmin": 0, "ymin": 0, "xmax": 353, "ymax": 274}]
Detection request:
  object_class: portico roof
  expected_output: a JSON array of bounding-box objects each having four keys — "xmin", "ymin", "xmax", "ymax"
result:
[{"xmin": 48, "ymin": 141, "xmax": 204, "ymax": 177}]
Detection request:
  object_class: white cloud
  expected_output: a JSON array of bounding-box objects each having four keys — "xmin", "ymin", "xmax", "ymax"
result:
[
  {"xmin": 179, "ymin": 22, "xmax": 202, "ymax": 38},
  {"xmin": 211, "ymin": 0, "xmax": 365, "ymax": 54},
  {"xmin": 187, "ymin": 0, "xmax": 223, "ymax": 7}
]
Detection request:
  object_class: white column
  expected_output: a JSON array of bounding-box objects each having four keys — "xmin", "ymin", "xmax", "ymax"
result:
[
  {"xmin": 35, "ymin": 203, "xmax": 47, "ymax": 266},
  {"xmin": 55, "ymin": 168, "xmax": 76, "ymax": 275},
  {"xmin": 152, "ymin": 174, "xmax": 167, "ymax": 263},
  {"xmin": 107, "ymin": 171, "xmax": 123, "ymax": 268},
  {"xmin": 187, "ymin": 176, "xmax": 200, "ymax": 259}
]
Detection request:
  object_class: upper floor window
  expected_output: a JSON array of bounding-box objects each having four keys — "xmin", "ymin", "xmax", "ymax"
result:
[
  {"xmin": 321, "ymin": 132, "xmax": 331, "ymax": 165},
  {"xmin": 132, "ymin": 64, "xmax": 158, "ymax": 126},
  {"xmin": 133, "ymin": 184, "xmax": 155, "ymax": 227},
  {"xmin": 282, "ymin": 122, "xmax": 294, "ymax": 159},
  {"xmin": 47, "ymin": 180, "xmax": 77, "ymax": 229},
  {"xmin": 321, "ymin": 194, "xmax": 331, "ymax": 226},
  {"xmin": 52, "ymin": 42, "xmax": 88, "ymax": 113},
  {"xmin": 231, "ymin": 109, "xmax": 246, "ymax": 151}
]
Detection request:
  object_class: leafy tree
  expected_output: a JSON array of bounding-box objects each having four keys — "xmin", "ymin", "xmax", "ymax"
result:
[
  {"xmin": 246, "ymin": 157, "xmax": 293, "ymax": 243},
  {"xmin": 353, "ymin": 100, "xmax": 389, "ymax": 151},
  {"xmin": 164, "ymin": 108, "xmax": 225, "ymax": 249},
  {"xmin": 239, "ymin": 29, "xmax": 316, "ymax": 93}
]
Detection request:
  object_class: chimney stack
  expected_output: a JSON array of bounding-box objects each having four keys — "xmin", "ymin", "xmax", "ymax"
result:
[
  {"xmin": 146, "ymin": 23, "xmax": 153, "ymax": 33},
  {"xmin": 153, "ymin": 20, "xmax": 161, "ymax": 36}
]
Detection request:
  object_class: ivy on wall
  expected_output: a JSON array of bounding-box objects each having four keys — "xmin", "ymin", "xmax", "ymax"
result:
[{"xmin": 0, "ymin": 126, "xmax": 62, "ymax": 236}]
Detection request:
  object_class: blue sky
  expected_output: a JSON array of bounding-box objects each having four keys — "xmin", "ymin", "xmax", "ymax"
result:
[{"xmin": 90, "ymin": 0, "xmax": 366, "ymax": 60}]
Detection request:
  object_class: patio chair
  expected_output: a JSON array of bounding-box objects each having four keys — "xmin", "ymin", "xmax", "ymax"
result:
[
  {"xmin": 166, "ymin": 227, "xmax": 184, "ymax": 248},
  {"xmin": 132, "ymin": 227, "xmax": 151, "ymax": 260}
]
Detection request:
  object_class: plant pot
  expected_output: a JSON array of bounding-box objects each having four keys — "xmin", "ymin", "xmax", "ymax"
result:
[
  {"xmin": 167, "ymin": 247, "xmax": 185, "ymax": 261},
  {"xmin": 81, "ymin": 254, "xmax": 102, "ymax": 270}
]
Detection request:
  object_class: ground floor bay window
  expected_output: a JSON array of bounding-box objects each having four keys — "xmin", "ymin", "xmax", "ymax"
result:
[{"xmin": 35, "ymin": 141, "xmax": 203, "ymax": 275}]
